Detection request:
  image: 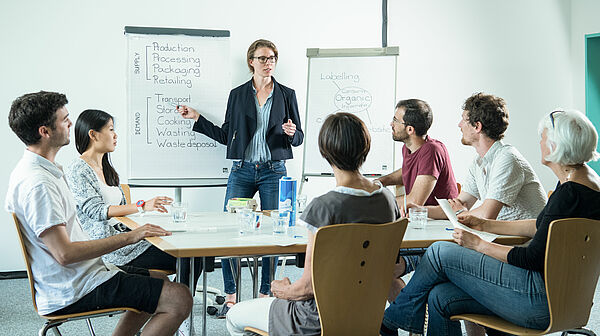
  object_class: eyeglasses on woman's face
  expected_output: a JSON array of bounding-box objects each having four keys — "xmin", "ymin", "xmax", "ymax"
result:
[{"xmin": 252, "ymin": 56, "xmax": 278, "ymax": 64}]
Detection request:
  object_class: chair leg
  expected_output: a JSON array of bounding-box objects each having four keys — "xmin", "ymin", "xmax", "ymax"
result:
[
  {"xmin": 86, "ymin": 318, "xmax": 96, "ymax": 335},
  {"xmin": 234, "ymin": 257, "xmax": 242, "ymax": 302},
  {"xmin": 40, "ymin": 322, "xmax": 63, "ymax": 336},
  {"xmin": 252, "ymin": 257, "xmax": 259, "ymax": 298},
  {"xmin": 562, "ymin": 329, "xmax": 597, "ymax": 336}
]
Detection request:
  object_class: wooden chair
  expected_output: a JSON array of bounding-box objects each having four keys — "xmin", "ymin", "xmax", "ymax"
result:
[
  {"xmin": 451, "ymin": 218, "xmax": 600, "ymax": 335},
  {"xmin": 245, "ymin": 218, "xmax": 409, "ymax": 335},
  {"xmin": 149, "ymin": 268, "xmax": 175, "ymax": 276},
  {"xmin": 120, "ymin": 183, "xmax": 132, "ymax": 204},
  {"xmin": 394, "ymin": 185, "xmax": 404, "ymax": 198},
  {"xmin": 245, "ymin": 326, "xmax": 269, "ymax": 336},
  {"xmin": 12, "ymin": 213, "xmax": 140, "ymax": 336}
]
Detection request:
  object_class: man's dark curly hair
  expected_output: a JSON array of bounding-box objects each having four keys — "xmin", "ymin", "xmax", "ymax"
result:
[
  {"xmin": 9, "ymin": 91, "xmax": 68, "ymax": 146},
  {"xmin": 462, "ymin": 93, "xmax": 509, "ymax": 141}
]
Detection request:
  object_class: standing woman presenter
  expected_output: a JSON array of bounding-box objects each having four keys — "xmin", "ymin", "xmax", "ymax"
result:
[{"xmin": 178, "ymin": 39, "xmax": 303, "ymax": 317}]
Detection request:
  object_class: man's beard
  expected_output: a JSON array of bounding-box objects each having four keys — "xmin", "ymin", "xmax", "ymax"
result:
[{"xmin": 393, "ymin": 132, "xmax": 409, "ymax": 143}]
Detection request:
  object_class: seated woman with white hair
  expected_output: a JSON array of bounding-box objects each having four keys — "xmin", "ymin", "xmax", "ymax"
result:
[
  {"xmin": 226, "ymin": 112, "xmax": 400, "ymax": 336},
  {"xmin": 381, "ymin": 110, "xmax": 600, "ymax": 336}
]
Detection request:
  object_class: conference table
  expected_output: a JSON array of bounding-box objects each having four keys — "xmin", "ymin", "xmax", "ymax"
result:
[{"xmin": 117, "ymin": 212, "xmax": 529, "ymax": 336}]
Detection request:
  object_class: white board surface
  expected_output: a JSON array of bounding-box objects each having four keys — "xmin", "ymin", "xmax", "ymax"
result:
[
  {"xmin": 126, "ymin": 27, "xmax": 231, "ymax": 184},
  {"xmin": 303, "ymin": 49, "xmax": 397, "ymax": 176}
]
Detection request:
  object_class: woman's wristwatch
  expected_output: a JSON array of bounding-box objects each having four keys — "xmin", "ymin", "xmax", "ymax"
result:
[{"xmin": 136, "ymin": 200, "xmax": 145, "ymax": 213}]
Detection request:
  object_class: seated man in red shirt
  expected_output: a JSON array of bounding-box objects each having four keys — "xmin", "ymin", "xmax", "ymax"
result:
[
  {"xmin": 377, "ymin": 99, "xmax": 458, "ymax": 211},
  {"xmin": 377, "ymin": 99, "xmax": 459, "ymax": 302}
]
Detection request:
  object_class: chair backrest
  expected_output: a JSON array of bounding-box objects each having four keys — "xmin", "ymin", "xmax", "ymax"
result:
[
  {"xmin": 120, "ymin": 184, "xmax": 131, "ymax": 204},
  {"xmin": 543, "ymin": 218, "xmax": 600, "ymax": 333},
  {"xmin": 12, "ymin": 213, "xmax": 39, "ymax": 313},
  {"xmin": 311, "ymin": 218, "xmax": 408, "ymax": 335},
  {"xmin": 394, "ymin": 185, "xmax": 403, "ymax": 198}
]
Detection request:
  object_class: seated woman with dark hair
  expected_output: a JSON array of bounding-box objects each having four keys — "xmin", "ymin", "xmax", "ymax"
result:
[
  {"xmin": 225, "ymin": 112, "xmax": 400, "ymax": 336},
  {"xmin": 65, "ymin": 110, "xmax": 203, "ymax": 291},
  {"xmin": 381, "ymin": 110, "xmax": 600, "ymax": 336}
]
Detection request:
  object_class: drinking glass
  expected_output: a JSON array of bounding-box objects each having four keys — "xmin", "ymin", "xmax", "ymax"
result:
[
  {"xmin": 297, "ymin": 194, "xmax": 308, "ymax": 213},
  {"xmin": 237, "ymin": 208, "xmax": 253, "ymax": 235},
  {"xmin": 409, "ymin": 207, "xmax": 428, "ymax": 229},
  {"xmin": 271, "ymin": 210, "xmax": 289, "ymax": 236},
  {"xmin": 172, "ymin": 202, "xmax": 188, "ymax": 223}
]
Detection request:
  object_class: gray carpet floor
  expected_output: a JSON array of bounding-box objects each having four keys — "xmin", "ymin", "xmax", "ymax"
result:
[
  {"xmin": 0, "ymin": 261, "xmax": 304, "ymax": 336},
  {"xmin": 0, "ymin": 263, "xmax": 598, "ymax": 335}
]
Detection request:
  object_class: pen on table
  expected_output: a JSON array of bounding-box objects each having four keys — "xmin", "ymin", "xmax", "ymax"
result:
[{"xmin": 445, "ymin": 227, "xmax": 454, "ymax": 231}]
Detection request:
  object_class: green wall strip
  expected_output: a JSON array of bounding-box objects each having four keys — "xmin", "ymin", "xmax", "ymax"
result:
[{"xmin": 586, "ymin": 33, "xmax": 600, "ymax": 174}]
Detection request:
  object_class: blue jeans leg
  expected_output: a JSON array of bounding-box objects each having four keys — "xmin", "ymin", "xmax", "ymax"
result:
[
  {"xmin": 256, "ymin": 161, "xmax": 286, "ymax": 294},
  {"xmin": 382, "ymin": 241, "xmax": 549, "ymax": 335},
  {"xmin": 426, "ymin": 281, "xmax": 494, "ymax": 335},
  {"xmin": 222, "ymin": 161, "xmax": 258, "ymax": 294},
  {"xmin": 221, "ymin": 161, "xmax": 287, "ymax": 295}
]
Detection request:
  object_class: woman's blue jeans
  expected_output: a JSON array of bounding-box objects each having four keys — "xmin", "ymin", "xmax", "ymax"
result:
[
  {"xmin": 381, "ymin": 241, "xmax": 549, "ymax": 335},
  {"xmin": 221, "ymin": 160, "xmax": 285, "ymax": 295}
]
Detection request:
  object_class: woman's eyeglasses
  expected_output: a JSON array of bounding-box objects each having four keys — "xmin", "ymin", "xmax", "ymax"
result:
[{"xmin": 252, "ymin": 56, "xmax": 278, "ymax": 64}]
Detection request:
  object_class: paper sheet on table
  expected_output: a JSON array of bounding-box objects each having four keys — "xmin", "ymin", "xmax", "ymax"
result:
[
  {"xmin": 436, "ymin": 198, "xmax": 499, "ymax": 242},
  {"xmin": 234, "ymin": 234, "xmax": 303, "ymax": 246}
]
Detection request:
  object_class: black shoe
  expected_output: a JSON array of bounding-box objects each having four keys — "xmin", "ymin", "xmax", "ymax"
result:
[{"xmin": 216, "ymin": 301, "xmax": 235, "ymax": 319}]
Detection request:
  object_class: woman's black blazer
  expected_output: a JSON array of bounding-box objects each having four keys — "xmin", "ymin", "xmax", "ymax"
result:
[{"xmin": 192, "ymin": 77, "xmax": 304, "ymax": 160}]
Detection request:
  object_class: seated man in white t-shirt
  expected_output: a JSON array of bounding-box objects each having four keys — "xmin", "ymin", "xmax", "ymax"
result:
[
  {"xmin": 425, "ymin": 93, "xmax": 546, "ymax": 221},
  {"xmin": 5, "ymin": 91, "xmax": 192, "ymax": 336},
  {"xmin": 409, "ymin": 93, "xmax": 546, "ymax": 336}
]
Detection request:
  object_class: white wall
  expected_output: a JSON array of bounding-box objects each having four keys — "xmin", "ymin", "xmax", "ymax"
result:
[
  {"xmin": 388, "ymin": 0, "xmax": 572, "ymax": 194},
  {"xmin": 571, "ymin": 0, "xmax": 600, "ymax": 112},
  {"xmin": 0, "ymin": 0, "xmax": 381, "ymax": 271},
  {"xmin": 0, "ymin": 0, "xmax": 580, "ymax": 271}
]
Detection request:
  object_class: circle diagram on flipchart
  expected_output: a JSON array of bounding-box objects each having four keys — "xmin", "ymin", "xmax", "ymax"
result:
[
  {"xmin": 304, "ymin": 54, "xmax": 396, "ymax": 175},
  {"xmin": 334, "ymin": 86, "xmax": 373, "ymax": 114}
]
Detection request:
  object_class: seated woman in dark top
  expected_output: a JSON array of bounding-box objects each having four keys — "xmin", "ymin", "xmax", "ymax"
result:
[
  {"xmin": 381, "ymin": 110, "xmax": 600, "ymax": 336},
  {"xmin": 226, "ymin": 112, "xmax": 400, "ymax": 336}
]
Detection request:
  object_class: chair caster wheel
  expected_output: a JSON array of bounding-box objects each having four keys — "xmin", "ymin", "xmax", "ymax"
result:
[
  {"xmin": 215, "ymin": 295, "xmax": 225, "ymax": 305},
  {"xmin": 207, "ymin": 306, "xmax": 218, "ymax": 315}
]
